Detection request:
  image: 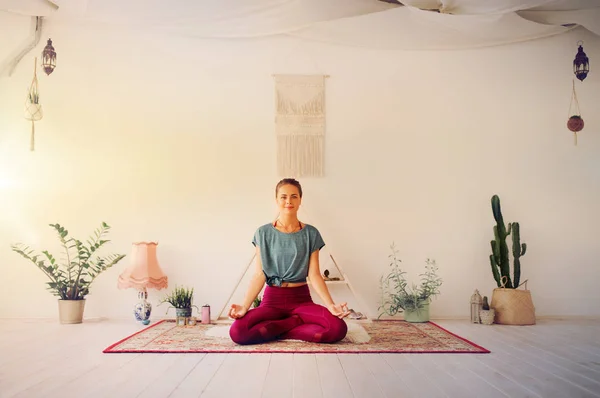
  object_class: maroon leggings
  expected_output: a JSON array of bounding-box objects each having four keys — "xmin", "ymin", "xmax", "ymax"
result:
[{"xmin": 229, "ymin": 285, "xmax": 347, "ymax": 345}]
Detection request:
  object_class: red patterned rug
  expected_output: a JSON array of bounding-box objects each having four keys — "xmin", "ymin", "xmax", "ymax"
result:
[{"xmin": 103, "ymin": 320, "xmax": 489, "ymax": 354}]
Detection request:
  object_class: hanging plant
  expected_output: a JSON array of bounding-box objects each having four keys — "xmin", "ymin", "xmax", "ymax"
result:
[
  {"xmin": 567, "ymin": 80, "xmax": 583, "ymax": 146},
  {"xmin": 24, "ymin": 57, "xmax": 43, "ymax": 151},
  {"xmin": 567, "ymin": 115, "xmax": 584, "ymax": 133}
]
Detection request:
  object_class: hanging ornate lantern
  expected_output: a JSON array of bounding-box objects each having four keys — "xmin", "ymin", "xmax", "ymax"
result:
[
  {"xmin": 470, "ymin": 289, "xmax": 482, "ymax": 323},
  {"xmin": 573, "ymin": 41, "xmax": 589, "ymax": 82},
  {"xmin": 41, "ymin": 38, "xmax": 56, "ymax": 75}
]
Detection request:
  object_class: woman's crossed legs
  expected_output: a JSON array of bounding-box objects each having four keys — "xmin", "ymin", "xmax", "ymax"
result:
[{"xmin": 229, "ymin": 301, "xmax": 347, "ymax": 345}]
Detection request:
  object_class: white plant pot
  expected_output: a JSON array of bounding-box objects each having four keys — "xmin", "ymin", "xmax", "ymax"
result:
[
  {"xmin": 403, "ymin": 302, "xmax": 430, "ymax": 323},
  {"xmin": 24, "ymin": 102, "xmax": 43, "ymax": 121},
  {"xmin": 58, "ymin": 299, "xmax": 86, "ymax": 324}
]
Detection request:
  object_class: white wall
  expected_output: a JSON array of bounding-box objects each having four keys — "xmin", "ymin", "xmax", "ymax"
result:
[{"xmin": 1, "ymin": 11, "xmax": 599, "ymax": 320}]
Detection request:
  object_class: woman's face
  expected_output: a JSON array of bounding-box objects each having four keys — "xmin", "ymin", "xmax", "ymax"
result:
[{"xmin": 276, "ymin": 184, "xmax": 302, "ymax": 215}]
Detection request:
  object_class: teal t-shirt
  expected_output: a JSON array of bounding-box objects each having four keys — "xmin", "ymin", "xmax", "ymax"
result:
[{"xmin": 252, "ymin": 223, "xmax": 325, "ymax": 286}]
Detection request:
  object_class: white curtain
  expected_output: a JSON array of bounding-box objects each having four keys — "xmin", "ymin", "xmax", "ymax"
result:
[{"xmin": 2, "ymin": 0, "xmax": 599, "ymax": 49}]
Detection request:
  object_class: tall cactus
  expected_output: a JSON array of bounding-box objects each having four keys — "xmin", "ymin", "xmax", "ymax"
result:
[
  {"xmin": 490, "ymin": 195, "xmax": 513, "ymax": 288},
  {"xmin": 511, "ymin": 222, "xmax": 527, "ymax": 288},
  {"xmin": 489, "ymin": 195, "xmax": 526, "ymax": 289}
]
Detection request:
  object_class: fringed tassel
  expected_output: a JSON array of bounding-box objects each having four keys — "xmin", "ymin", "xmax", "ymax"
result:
[
  {"xmin": 30, "ymin": 121, "xmax": 35, "ymax": 151},
  {"xmin": 277, "ymin": 135, "xmax": 324, "ymax": 177}
]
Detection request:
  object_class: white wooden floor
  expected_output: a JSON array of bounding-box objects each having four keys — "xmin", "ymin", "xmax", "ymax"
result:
[{"xmin": 0, "ymin": 318, "xmax": 599, "ymax": 398}]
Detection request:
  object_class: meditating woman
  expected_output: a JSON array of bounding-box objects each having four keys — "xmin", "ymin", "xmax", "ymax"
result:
[{"xmin": 229, "ymin": 178, "xmax": 350, "ymax": 345}]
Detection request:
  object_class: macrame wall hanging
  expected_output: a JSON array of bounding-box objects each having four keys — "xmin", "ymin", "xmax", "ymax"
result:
[
  {"xmin": 24, "ymin": 57, "xmax": 43, "ymax": 151},
  {"xmin": 274, "ymin": 74, "xmax": 327, "ymax": 177}
]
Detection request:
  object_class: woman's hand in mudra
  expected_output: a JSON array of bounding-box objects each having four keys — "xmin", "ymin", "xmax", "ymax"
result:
[
  {"xmin": 228, "ymin": 304, "xmax": 248, "ymax": 319},
  {"xmin": 328, "ymin": 303, "xmax": 351, "ymax": 319}
]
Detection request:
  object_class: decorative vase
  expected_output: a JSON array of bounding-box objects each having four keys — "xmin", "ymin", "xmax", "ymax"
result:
[
  {"xmin": 479, "ymin": 309, "xmax": 495, "ymax": 325},
  {"xmin": 404, "ymin": 302, "xmax": 430, "ymax": 323},
  {"xmin": 201, "ymin": 304, "xmax": 211, "ymax": 324},
  {"xmin": 58, "ymin": 299, "xmax": 85, "ymax": 324},
  {"xmin": 134, "ymin": 290, "xmax": 152, "ymax": 325}
]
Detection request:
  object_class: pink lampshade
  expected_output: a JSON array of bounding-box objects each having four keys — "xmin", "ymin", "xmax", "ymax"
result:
[{"xmin": 118, "ymin": 241, "xmax": 168, "ymax": 290}]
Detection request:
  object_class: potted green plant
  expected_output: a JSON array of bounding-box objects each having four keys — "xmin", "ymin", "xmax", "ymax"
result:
[
  {"xmin": 24, "ymin": 67, "xmax": 43, "ymax": 122},
  {"xmin": 567, "ymin": 114, "xmax": 584, "ymax": 145},
  {"xmin": 10, "ymin": 222, "xmax": 126, "ymax": 324},
  {"xmin": 160, "ymin": 286, "xmax": 198, "ymax": 317},
  {"xmin": 488, "ymin": 194, "xmax": 535, "ymax": 325},
  {"xmin": 378, "ymin": 244, "xmax": 442, "ymax": 323},
  {"xmin": 479, "ymin": 296, "xmax": 495, "ymax": 325}
]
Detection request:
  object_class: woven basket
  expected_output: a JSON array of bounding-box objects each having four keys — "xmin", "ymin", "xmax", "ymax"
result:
[
  {"xmin": 491, "ymin": 278, "xmax": 536, "ymax": 325},
  {"xmin": 479, "ymin": 309, "xmax": 495, "ymax": 325}
]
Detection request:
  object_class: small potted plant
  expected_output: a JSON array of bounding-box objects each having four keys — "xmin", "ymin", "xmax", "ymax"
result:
[
  {"xmin": 160, "ymin": 286, "xmax": 198, "ymax": 317},
  {"xmin": 24, "ymin": 58, "xmax": 44, "ymax": 150},
  {"xmin": 479, "ymin": 296, "xmax": 495, "ymax": 325},
  {"xmin": 11, "ymin": 222, "xmax": 126, "ymax": 324},
  {"xmin": 24, "ymin": 68, "xmax": 43, "ymax": 122},
  {"xmin": 567, "ymin": 115, "xmax": 584, "ymax": 145},
  {"xmin": 378, "ymin": 243, "xmax": 443, "ymax": 323}
]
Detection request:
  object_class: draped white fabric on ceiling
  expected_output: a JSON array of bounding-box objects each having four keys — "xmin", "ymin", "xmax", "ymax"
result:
[
  {"xmin": 399, "ymin": 0, "xmax": 553, "ymax": 14},
  {"xmin": 289, "ymin": 6, "xmax": 572, "ymax": 50},
  {"xmin": 518, "ymin": 8, "xmax": 600, "ymax": 36},
  {"xmin": 1, "ymin": 0, "xmax": 599, "ymax": 49}
]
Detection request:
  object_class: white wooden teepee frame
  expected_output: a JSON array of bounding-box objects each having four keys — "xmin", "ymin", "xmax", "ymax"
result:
[{"xmin": 217, "ymin": 250, "xmax": 371, "ymax": 322}]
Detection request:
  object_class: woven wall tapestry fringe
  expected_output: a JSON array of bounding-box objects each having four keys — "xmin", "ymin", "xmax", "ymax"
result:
[{"xmin": 274, "ymin": 74, "xmax": 326, "ymax": 177}]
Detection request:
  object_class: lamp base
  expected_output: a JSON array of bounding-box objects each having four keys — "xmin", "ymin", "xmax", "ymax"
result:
[{"xmin": 134, "ymin": 289, "xmax": 152, "ymax": 324}]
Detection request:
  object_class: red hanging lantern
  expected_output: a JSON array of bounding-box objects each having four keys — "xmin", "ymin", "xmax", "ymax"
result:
[
  {"xmin": 41, "ymin": 38, "xmax": 56, "ymax": 75},
  {"xmin": 573, "ymin": 41, "xmax": 589, "ymax": 82}
]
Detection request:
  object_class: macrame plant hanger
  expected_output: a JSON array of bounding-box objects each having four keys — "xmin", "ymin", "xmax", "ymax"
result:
[
  {"xmin": 24, "ymin": 57, "xmax": 43, "ymax": 151},
  {"xmin": 567, "ymin": 79, "xmax": 583, "ymax": 146}
]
